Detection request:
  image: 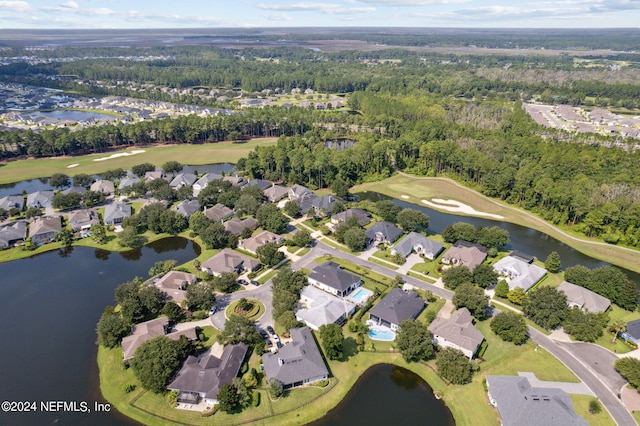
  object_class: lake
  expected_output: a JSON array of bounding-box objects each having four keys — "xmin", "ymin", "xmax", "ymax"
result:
[
  {"xmin": 309, "ymin": 363, "xmax": 455, "ymax": 426},
  {"xmin": 0, "ymin": 237, "xmax": 199, "ymax": 426}
]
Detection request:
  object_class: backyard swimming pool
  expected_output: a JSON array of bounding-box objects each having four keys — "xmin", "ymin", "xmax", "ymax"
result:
[
  {"xmin": 350, "ymin": 287, "xmax": 373, "ymax": 304},
  {"xmin": 368, "ymin": 328, "xmax": 396, "ymax": 341}
]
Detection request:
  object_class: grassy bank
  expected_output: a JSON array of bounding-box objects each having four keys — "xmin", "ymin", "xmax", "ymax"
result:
[
  {"xmin": 352, "ymin": 174, "xmax": 640, "ymax": 274},
  {"xmin": 0, "ymin": 138, "xmax": 277, "ymax": 184}
]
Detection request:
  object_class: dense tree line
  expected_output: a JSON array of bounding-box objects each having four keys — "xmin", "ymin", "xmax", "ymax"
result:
[{"xmin": 564, "ymin": 265, "xmax": 638, "ymax": 311}]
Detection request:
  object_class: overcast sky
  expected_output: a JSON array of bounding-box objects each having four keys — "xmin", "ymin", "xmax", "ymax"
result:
[{"xmin": 2, "ymin": 0, "xmax": 639, "ymax": 29}]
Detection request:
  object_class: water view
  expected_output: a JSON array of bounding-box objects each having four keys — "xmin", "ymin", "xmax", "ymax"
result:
[{"xmin": 310, "ymin": 363, "xmax": 455, "ymax": 426}]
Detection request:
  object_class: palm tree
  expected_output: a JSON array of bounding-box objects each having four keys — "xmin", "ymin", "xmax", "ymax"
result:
[{"xmin": 610, "ymin": 320, "xmax": 625, "ymax": 344}]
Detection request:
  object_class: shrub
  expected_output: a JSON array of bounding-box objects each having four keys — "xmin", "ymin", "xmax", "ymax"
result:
[{"xmin": 123, "ymin": 383, "xmax": 136, "ymax": 394}]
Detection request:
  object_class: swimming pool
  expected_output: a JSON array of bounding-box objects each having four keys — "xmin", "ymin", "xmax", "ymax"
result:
[
  {"xmin": 369, "ymin": 329, "xmax": 396, "ymax": 341},
  {"xmin": 350, "ymin": 287, "xmax": 373, "ymax": 304}
]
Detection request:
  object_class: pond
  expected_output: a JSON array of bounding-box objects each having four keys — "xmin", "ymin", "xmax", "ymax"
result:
[
  {"xmin": 0, "ymin": 237, "xmax": 199, "ymax": 426},
  {"xmin": 310, "ymin": 363, "xmax": 455, "ymax": 426},
  {"xmin": 357, "ymin": 192, "xmax": 640, "ymax": 286}
]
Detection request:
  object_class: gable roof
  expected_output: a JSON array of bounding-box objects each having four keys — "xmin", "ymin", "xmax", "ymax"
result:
[
  {"xmin": 299, "ymin": 194, "xmax": 343, "ymax": 215},
  {"xmin": 442, "ymin": 240, "xmax": 488, "ymax": 269},
  {"xmin": 493, "ymin": 256, "xmax": 547, "ymax": 292},
  {"xmin": 261, "ymin": 327, "xmax": 328, "ymax": 386},
  {"xmin": 263, "ymin": 185, "xmax": 289, "ymax": 203},
  {"xmin": 61, "ymin": 186, "xmax": 87, "ymax": 196},
  {"xmin": 246, "ymin": 179, "xmax": 272, "ymax": 191},
  {"xmin": 90, "ymin": 179, "xmax": 115, "ymax": 194},
  {"xmin": 0, "ymin": 195, "xmax": 24, "ymax": 211},
  {"xmin": 428, "ymin": 307, "xmax": 485, "ymax": 354},
  {"xmin": 365, "ymin": 221, "xmax": 403, "ymax": 244},
  {"xmin": 0, "ymin": 220, "xmax": 27, "ymax": 247},
  {"xmin": 201, "ymin": 248, "xmax": 260, "ymax": 275},
  {"xmin": 173, "ymin": 199, "xmax": 201, "ymax": 218},
  {"xmin": 104, "ymin": 203, "xmax": 132, "ymax": 223},
  {"xmin": 29, "ymin": 216, "xmax": 62, "ymax": 237},
  {"xmin": 331, "ymin": 208, "xmax": 370, "ymax": 225},
  {"xmin": 223, "ymin": 175, "xmax": 247, "ymax": 187},
  {"xmin": 118, "ymin": 176, "xmax": 141, "ymax": 189},
  {"xmin": 558, "ymin": 281, "xmax": 610, "ymax": 313},
  {"xmin": 369, "ymin": 288, "xmax": 425, "ymax": 327},
  {"xmin": 288, "ymin": 184, "xmax": 314, "ymax": 200},
  {"xmin": 296, "ymin": 285, "xmax": 356, "ymax": 330},
  {"xmin": 67, "ymin": 209, "xmax": 99, "ymax": 231},
  {"xmin": 26, "ymin": 190, "xmax": 54, "ymax": 208},
  {"xmin": 204, "ymin": 203, "xmax": 233, "ymax": 222},
  {"xmin": 486, "ymin": 375, "xmax": 588, "ymax": 426},
  {"xmin": 169, "ymin": 173, "xmax": 197, "ymax": 188},
  {"xmin": 193, "ymin": 173, "xmax": 223, "ymax": 190},
  {"xmin": 167, "ymin": 343, "xmax": 248, "ymax": 400},
  {"xmin": 392, "ymin": 232, "xmax": 444, "ymax": 258},
  {"xmin": 239, "ymin": 230, "xmax": 284, "ymax": 254},
  {"xmin": 308, "ymin": 261, "xmax": 362, "ymax": 292},
  {"xmin": 224, "ymin": 217, "xmax": 258, "ymax": 236},
  {"xmin": 121, "ymin": 317, "xmax": 168, "ymax": 361},
  {"xmin": 155, "ymin": 270, "xmax": 197, "ymax": 304}
]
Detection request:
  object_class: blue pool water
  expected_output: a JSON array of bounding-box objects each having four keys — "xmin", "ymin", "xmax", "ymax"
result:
[
  {"xmin": 369, "ymin": 329, "xmax": 396, "ymax": 341},
  {"xmin": 350, "ymin": 287, "xmax": 373, "ymax": 304}
]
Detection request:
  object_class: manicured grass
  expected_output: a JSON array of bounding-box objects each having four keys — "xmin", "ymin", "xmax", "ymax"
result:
[
  {"xmin": 571, "ymin": 395, "xmax": 616, "ymax": 426},
  {"xmin": 0, "ymin": 138, "xmax": 277, "ymax": 184},
  {"xmin": 296, "ymin": 247, "xmax": 311, "ymax": 257},
  {"xmin": 367, "ymin": 255, "xmax": 399, "ymax": 270},
  {"xmin": 0, "ymin": 240, "xmax": 65, "ymax": 263},
  {"xmin": 410, "ymin": 257, "xmax": 442, "ymax": 278},
  {"xmin": 417, "ymin": 297, "xmax": 446, "ymax": 323},
  {"xmin": 257, "ymin": 268, "xmax": 278, "ymax": 284},
  {"xmin": 226, "ymin": 298, "xmax": 265, "ymax": 321},
  {"xmin": 352, "ymin": 174, "xmax": 640, "ymax": 274}
]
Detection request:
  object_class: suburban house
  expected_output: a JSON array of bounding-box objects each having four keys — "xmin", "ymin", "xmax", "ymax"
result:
[
  {"xmin": 118, "ymin": 175, "xmax": 141, "ymax": 190},
  {"xmin": 486, "ymin": 375, "xmax": 588, "ymax": 426},
  {"xmin": 391, "ymin": 232, "xmax": 444, "ymax": 259},
  {"xmin": 296, "ymin": 285, "xmax": 356, "ymax": 331},
  {"xmin": 558, "ymin": 281, "xmax": 611, "ymax": 313},
  {"xmin": 223, "ymin": 175, "xmax": 247, "ymax": 187},
  {"xmin": 90, "ymin": 179, "xmax": 115, "ymax": 195},
  {"xmin": 26, "ymin": 190, "xmax": 54, "ymax": 208},
  {"xmin": 298, "ymin": 194, "xmax": 343, "ymax": 217},
  {"xmin": 67, "ymin": 209, "xmax": 100, "ymax": 232},
  {"xmin": 238, "ymin": 230, "xmax": 284, "ymax": 254},
  {"xmin": 365, "ymin": 221, "xmax": 403, "ymax": 246},
  {"xmin": 428, "ymin": 307, "xmax": 484, "ymax": 359},
  {"xmin": 441, "ymin": 240, "xmax": 488, "ymax": 270},
  {"xmin": 201, "ymin": 248, "xmax": 260, "ymax": 277},
  {"xmin": 0, "ymin": 221, "xmax": 27, "ymax": 248},
  {"xmin": 167, "ymin": 343, "xmax": 248, "ymax": 406},
  {"xmin": 192, "ymin": 173, "xmax": 223, "ymax": 195},
  {"xmin": 288, "ymin": 184, "xmax": 315, "ymax": 201},
  {"xmin": 169, "ymin": 173, "xmax": 197, "ymax": 189},
  {"xmin": 493, "ymin": 255, "xmax": 547, "ymax": 292},
  {"xmin": 330, "ymin": 208, "xmax": 371, "ymax": 226},
  {"xmin": 224, "ymin": 217, "xmax": 258, "ymax": 236},
  {"xmin": 308, "ymin": 261, "xmax": 362, "ymax": 297},
  {"xmin": 104, "ymin": 203, "xmax": 132, "ymax": 225},
  {"xmin": 204, "ymin": 203, "xmax": 234, "ymax": 222},
  {"xmin": 0, "ymin": 195, "xmax": 24, "ymax": 211},
  {"xmin": 262, "ymin": 327, "xmax": 329, "ymax": 390},
  {"xmin": 61, "ymin": 186, "xmax": 87, "ymax": 196},
  {"xmin": 121, "ymin": 317, "xmax": 197, "ymax": 361},
  {"xmin": 263, "ymin": 184, "xmax": 289, "ymax": 203},
  {"xmin": 625, "ymin": 319, "xmax": 640, "ymax": 344},
  {"xmin": 144, "ymin": 170, "xmax": 168, "ymax": 182},
  {"xmin": 29, "ymin": 216, "xmax": 62, "ymax": 244},
  {"xmin": 173, "ymin": 199, "xmax": 201, "ymax": 218},
  {"xmin": 369, "ymin": 288, "xmax": 425, "ymax": 331},
  {"xmin": 246, "ymin": 178, "xmax": 272, "ymax": 191},
  {"xmin": 154, "ymin": 270, "xmax": 197, "ymax": 304}
]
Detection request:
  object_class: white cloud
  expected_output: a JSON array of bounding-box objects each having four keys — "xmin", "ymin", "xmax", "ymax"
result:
[
  {"xmin": 0, "ymin": 1, "xmax": 32, "ymax": 13},
  {"xmin": 257, "ymin": 2, "xmax": 375, "ymax": 14},
  {"xmin": 261, "ymin": 13, "xmax": 294, "ymax": 21},
  {"xmin": 352, "ymin": 0, "xmax": 468, "ymax": 5},
  {"xmin": 61, "ymin": 1, "xmax": 79, "ymax": 9}
]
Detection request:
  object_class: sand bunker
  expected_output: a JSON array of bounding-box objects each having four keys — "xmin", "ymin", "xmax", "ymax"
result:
[
  {"xmin": 401, "ymin": 195, "xmax": 410, "ymax": 199},
  {"xmin": 66, "ymin": 163, "xmax": 80, "ymax": 168},
  {"xmin": 93, "ymin": 150, "xmax": 145, "ymax": 162},
  {"xmin": 421, "ymin": 198, "xmax": 504, "ymax": 220}
]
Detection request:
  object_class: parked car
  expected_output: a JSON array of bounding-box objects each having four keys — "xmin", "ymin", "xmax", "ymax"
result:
[
  {"xmin": 258, "ymin": 328, "xmax": 269, "ymax": 339},
  {"xmin": 266, "ymin": 325, "xmax": 276, "ymax": 336},
  {"xmin": 237, "ymin": 279, "xmax": 248, "ymax": 286},
  {"xmin": 208, "ymin": 305, "xmax": 217, "ymax": 316},
  {"xmin": 250, "ymin": 280, "xmax": 260, "ymax": 286}
]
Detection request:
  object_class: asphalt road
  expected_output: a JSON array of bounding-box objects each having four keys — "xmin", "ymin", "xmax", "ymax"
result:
[{"xmin": 529, "ymin": 327, "xmax": 636, "ymax": 426}]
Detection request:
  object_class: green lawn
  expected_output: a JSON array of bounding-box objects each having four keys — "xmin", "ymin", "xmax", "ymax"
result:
[
  {"xmin": 257, "ymin": 268, "xmax": 278, "ymax": 284},
  {"xmin": 0, "ymin": 138, "xmax": 277, "ymax": 184},
  {"xmin": 571, "ymin": 395, "xmax": 616, "ymax": 426},
  {"xmin": 410, "ymin": 257, "xmax": 442, "ymax": 278},
  {"xmin": 226, "ymin": 299, "xmax": 265, "ymax": 321},
  {"xmin": 367, "ymin": 254, "xmax": 399, "ymax": 270}
]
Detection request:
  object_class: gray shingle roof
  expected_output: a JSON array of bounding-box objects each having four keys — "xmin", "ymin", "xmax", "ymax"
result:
[
  {"xmin": 558, "ymin": 281, "xmax": 610, "ymax": 314},
  {"xmin": 26, "ymin": 190, "xmax": 54, "ymax": 208},
  {"xmin": 173, "ymin": 199, "xmax": 201, "ymax": 218},
  {"xmin": 428, "ymin": 308, "xmax": 484, "ymax": 355},
  {"xmin": 493, "ymin": 256, "xmax": 547, "ymax": 292},
  {"xmin": 486, "ymin": 376, "xmax": 588, "ymax": 426},
  {"xmin": 246, "ymin": 179, "xmax": 272, "ymax": 191},
  {"xmin": 298, "ymin": 194, "xmax": 343, "ymax": 215},
  {"xmin": 392, "ymin": 232, "xmax": 444, "ymax": 259},
  {"xmin": 223, "ymin": 217, "xmax": 257, "ymax": 236},
  {"xmin": 296, "ymin": 286, "xmax": 356, "ymax": 330},
  {"xmin": 0, "ymin": 220, "xmax": 27, "ymax": 247},
  {"xmin": 331, "ymin": 208, "xmax": 370, "ymax": 226},
  {"xmin": 263, "ymin": 185, "xmax": 289, "ymax": 203},
  {"xmin": 167, "ymin": 343, "xmax": 248, "ymax": 399},
  {"xmin": 442, "ymin": 240, "xmax": 488, "ymax": 270},
  {"xmin": 104, "ymin": 202, "xmax": 132, "ymax": 224},
  {"xmin": 366, "ymin": 221, "xmax": 403, "ymax": 244},
  {"xmin": 90, "ymin": 179, "xmax": 114, "ymax": 194},
  {"xmin": 261, "ymin": 327, "xmax": 328, "ymax": 387},
  {"xmin": 0, "ymin": 195, "xmax": 24, "ymax": 211},
  {"xmin": 369, "ymin": 288, "xmax": 425, "ymax": 327},
  {"xmin": 309, "ymin": 261, "xmax": 362, "ymax": 292},
  {"xmin": 201, "ymin": 248, "xmax": 260, "ymax": 275},
  {"xmin": 169, "ymin": 173, "xmax": 197, "ymax": 188},
  {"xmin": 204, "ymin": 203, "xmax": 233, "ymax": 221}
]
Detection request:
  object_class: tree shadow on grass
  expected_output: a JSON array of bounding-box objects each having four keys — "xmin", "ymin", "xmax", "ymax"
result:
[{"xmin": 340, "ymin": 337, "xmax": 359, "ymax": 362}]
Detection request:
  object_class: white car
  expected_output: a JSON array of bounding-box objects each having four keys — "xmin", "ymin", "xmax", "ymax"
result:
[{"xmin": 208, "ymin": 306, "xmax": 217, "ymax": 316}]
